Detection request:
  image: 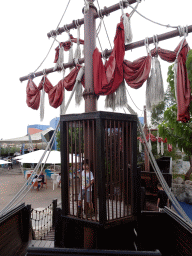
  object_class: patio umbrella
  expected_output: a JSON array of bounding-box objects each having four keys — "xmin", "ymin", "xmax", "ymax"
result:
[
  {"xmin": 0, "ymin": 160, "xmax": 11, "ymax": 165},
  {"xmin": 16, "ymin": 150, "xmax": 61, "ymax": 164},
  {"xmin": 14, "ymin": 150, "xmax": 81, "ymax": 165}
]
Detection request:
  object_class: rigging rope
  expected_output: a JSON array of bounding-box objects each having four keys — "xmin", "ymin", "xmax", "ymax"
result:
[
  {"xmin": 126, "ymin": 2, "xmax": 188, "ymax": 32},
  {"xmin": 96, "ymin": 0, "xmax": 112, "ymax": 49},
  {"xmin": 124, "ymin": 103, "xmax": 192, "ymax": 225},
  {"xmin": 32, "ymin": 0, "xmax": 71, "ymax": 74},
  {"xmin": 0, "ymin": 66, "xmax": 85, "ymax": 216}
]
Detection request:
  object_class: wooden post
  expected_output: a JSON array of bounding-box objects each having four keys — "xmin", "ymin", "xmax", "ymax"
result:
[
  {"xmin": 83, "ymin": 0, "xmax": 97, "ymax": 249},
  {"xmin": 83, "ymin": 0, "xmax": 97, "ymax": 112},
  {"xmin": 144, "ymin": 106, "xmax": 150, "ymax": 172}
]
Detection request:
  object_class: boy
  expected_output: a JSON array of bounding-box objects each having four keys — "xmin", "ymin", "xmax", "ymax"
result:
[
  {"xmin": 157, "ymin": 183, "xmax": 169, "ymax": 212},
  {"xmin": 77, "ymin": 160, "xmax": 94, "ymax": 217}
]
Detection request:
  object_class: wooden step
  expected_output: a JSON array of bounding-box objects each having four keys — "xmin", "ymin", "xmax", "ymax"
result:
[
  {"xmin": 41, "ymin": 228, "xmax": 55, "ymax": 241},
  {"xmin": 29, "ymin": 240, "xmax": 54, "ymax": 248}
]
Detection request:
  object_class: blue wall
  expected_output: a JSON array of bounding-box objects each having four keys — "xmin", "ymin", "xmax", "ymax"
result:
[{"xmin": 50, "ymin": 117, "xmax": 60, "ymax": 150}]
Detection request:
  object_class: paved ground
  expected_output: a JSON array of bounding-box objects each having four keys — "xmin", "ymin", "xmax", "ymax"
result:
[{"xmin": 0, "ymin": 165, "xmax": 61, "ymax": 212}]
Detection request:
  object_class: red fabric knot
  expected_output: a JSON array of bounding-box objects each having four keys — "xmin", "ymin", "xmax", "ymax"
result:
[{"xmin": 26, "ymin": 79, "xmax": 42, "ymax": 110}]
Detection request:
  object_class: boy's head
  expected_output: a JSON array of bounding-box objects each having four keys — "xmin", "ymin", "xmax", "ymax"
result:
[
  {"xmin": 85, "ymin": 164, "xmax": 89, "ymax": 172},
  {"xmin": 157, "ymin": 183, "xmax": 163, "ymax": 190}
]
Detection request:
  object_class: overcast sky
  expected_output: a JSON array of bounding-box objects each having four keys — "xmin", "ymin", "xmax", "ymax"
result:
[{"xmin": 0, "ymin": 0, "xmax": 191, "ymax": 140}]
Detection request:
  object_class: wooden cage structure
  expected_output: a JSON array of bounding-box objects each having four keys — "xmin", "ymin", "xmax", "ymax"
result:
[{"xmin": 60, "ymin": 111, "xmax": 140, "ymax": 229}]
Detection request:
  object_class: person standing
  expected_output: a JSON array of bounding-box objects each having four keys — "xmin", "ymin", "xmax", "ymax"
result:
[
  {"xmin": 157, "ymin": 183, "xmax": 169, "ymax": 212},
  {"xmin": 77, "ymin": 160, "xmax": 94, "ymax": 217}
]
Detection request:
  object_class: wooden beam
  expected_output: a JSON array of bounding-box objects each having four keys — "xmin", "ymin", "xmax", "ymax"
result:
[
  {"xmin": 47, "ymin": 0, "xmax": 138, "ymax": 38},
  {"xmin": 19, "ymin": 25, "xmax": 192, "ymax": 82}
]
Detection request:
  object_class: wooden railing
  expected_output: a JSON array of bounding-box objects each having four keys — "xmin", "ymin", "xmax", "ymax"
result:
[
  {"xmin": 0, "ymin": 203, "xmax": 31, "ymax": 256},
  {"xmin": 139, "ymin": 209, "xmax": 192, "ymax": 256},
  {"xmin": 31, "ymin": 199, "xmax": 58, "ymax": 240},
  {"xmin": 26, "ymin": 247, "xmax": 161, "ymax": 256}
]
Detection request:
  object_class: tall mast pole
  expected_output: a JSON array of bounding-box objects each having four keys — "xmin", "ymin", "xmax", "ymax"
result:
[
  {"xmin": 83, "ymin": 0, "xmax": 97, "ymax": 112},
  {"xmin": 144, "ymin": 105, "xmax": 150, "ymax": 172},
  {"xmin": 83, "ymin": 1, "xmax": 97, "ymax": 249}
]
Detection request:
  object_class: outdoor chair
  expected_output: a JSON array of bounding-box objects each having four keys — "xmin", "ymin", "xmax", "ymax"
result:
[{"xmin": 31, "ymin": 181, "xmax": 40, "ymax": 191}]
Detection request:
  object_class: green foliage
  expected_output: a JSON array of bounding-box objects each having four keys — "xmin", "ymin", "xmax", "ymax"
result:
[
  {"xmin": 157, "ymin": 64, "xmax": 192, "ymax": 158},
  {"xmin": 151, "ymin": 66, "xmax": 176, "ymax": 127},
  {"xmin": 151, "ymin": 63, "xmax": 192, "ymax": 162},
  {"xmin": 56, "ymin": 128, "xmax": 83, "ymax": 153},
  {"xmin": 167, "ymin": 64, "xmax": 176, "ymax": 97},
  {"xmin": 151, "ymin": 101, "xmax": 165, "ymax": 126},
  {"xmin": 0, "ymin": 146, "xmax": 21, "ymax": 156},
  {"xmin": 56, "ymin": 131, "xmax": 61, "ymax": 151}
]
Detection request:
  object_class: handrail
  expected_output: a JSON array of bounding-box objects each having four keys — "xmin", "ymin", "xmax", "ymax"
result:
[
  {"xmin": 163, "ymin": 207, "xmax": 192, "ymax": 233},
  {"xmin": 0, "ymin": 203, "xmax": 25, "ymax": 223}
]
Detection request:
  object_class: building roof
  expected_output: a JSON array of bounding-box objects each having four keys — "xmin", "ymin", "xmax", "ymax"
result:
[{"xmin": 0, "ymin": 127, "xmax": 54, "ymax": 144}]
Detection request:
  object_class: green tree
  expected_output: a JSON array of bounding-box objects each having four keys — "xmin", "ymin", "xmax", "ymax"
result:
[
  {"xmin": 56, "ymin": 131, "xmax": 61, "ymax": 151},
  {"xmin": 158, "ymin": 64, "xmax": 192, "ymax": 180},
  {"xmin": 151, "ymin": 65, "xmax": 176, "ymax": 127},
  {"xmin": 56, "ymin": 127, "xmax": 83, "ymax": 153}
]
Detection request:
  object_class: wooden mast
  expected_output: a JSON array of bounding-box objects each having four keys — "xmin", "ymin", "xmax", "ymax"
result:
[
  {"xmin": 144, "ymin": 105, "xmax": 150, "ymax": 172},
  {"xmin": 83, "ymin": 0, "xmax": 97, "ymax": 249},
  {"xmin": 84, "ymin": 0, "xmax": 97, "ymax": 112}
]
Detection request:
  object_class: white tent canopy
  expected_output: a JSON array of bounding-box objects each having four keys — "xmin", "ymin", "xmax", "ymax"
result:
[
  {"xmin": 14, "ymin": 150, "xmax": 60, "ymax": 164},
  {"xmin": 0, "ymin": 127, "xmax": 54, "ymax": 144},
  {"xmin": 0, "ymin": 160, "xmax": 11, "ymax": 165},
  {"xmin": 13, "ymin": 150, "xmax": 81, "ymax": 164}
]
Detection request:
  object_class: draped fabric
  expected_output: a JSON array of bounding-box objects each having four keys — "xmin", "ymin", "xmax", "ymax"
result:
[
  {"xmin": 27, "ymin": 19, "xmax": 191, "ymax": 124},
  {"xmin": 26, "ymin": 79, "xmax": 42, "ymax": 110},
  {"xmin": 123, "ymin": 56, "xmax": 151, "ymax": 89},
  {"xmin": 40, "ymin": 65, "xmax": 81, "ymax": 108},
  {"xmin": 93, "ymin": 21, "xmax": 125, "ymax": 95},
  {"xmin": 93, "ymin": 19, "xmax": 190, "ymax": 122},
  {"xmin": 26, "ymin": 65, "xmax": 82, "ymax": 110},
  {"xmin": 151, "ymin": 40, "xmax": 191, "ymax": 122},
  {"xmin": 54, "ymin": 35, "xmax": 84, "ymax": 63},
  {"xmin": 93, "ymin": 21, "xmax": 151, "ymax": 95}
]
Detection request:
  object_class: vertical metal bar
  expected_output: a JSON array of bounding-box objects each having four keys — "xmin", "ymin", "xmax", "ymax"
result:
[
  {"xmin": 38, "ymin": 211, "xmax": 40, "ymax": 239},
  {"xmin": 91, "ymin": 120, "xmax": 95, "ymax": 221},
  {"xmin": 82, "ymin": 120, "xmax": 86, "ymax": 218},
  {"xmin": 67, "ymin": 122, "xmax": 70, "ymax": 215},
  {"xmin": 122, "ymin": 121, "xmax": 125, "ymax": 217},
  {"xmin": 126, "ymin": 122, "xmax": 129, "ymax": 216},
  {"xmin": 105, "ymin": 120, "xmax": 109, "ymax": 221},
  {"xmin": 114, "ymin": 120, "xmax": 117, "ymax": 219},
  {"xmin": 44, "ymin": 209, "xmax": 46, "ymax": 237},
  {"xmin": 132, "ymin": 119, "xmax": 140, "ymax": 216},
  {"xmin": 71, "ymin": 122, "xmax": 74, "ymax": 216},
  {"xmin": 118, "ymin": 121, "xmax": 121, "ymax": 218},
  {"xmin": 60, "ymin": 119, "xmax": 69, "ymax": 216},
  {"xmin": 129, "ymin": 122, "xmax": 133, "ymax": 215},
  {"xmin": 109, "ymin": 120, "xmax": 113, "ymax": 220},
  {"xmin": 75, "ymin": 121, "xmax": 77, "ymax": 209},
  {"xmin": 96, "ymin": 117, "xmax": 106, "ymax": 225},
  {"xmin": 77, "ymin": 120, "xmax": 81, "ymax": 217}
]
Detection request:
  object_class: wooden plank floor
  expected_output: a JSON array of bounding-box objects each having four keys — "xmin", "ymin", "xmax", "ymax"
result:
[{"xmin": 29, "ymin": 239, "xmax": 54, "ymax": 248}]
